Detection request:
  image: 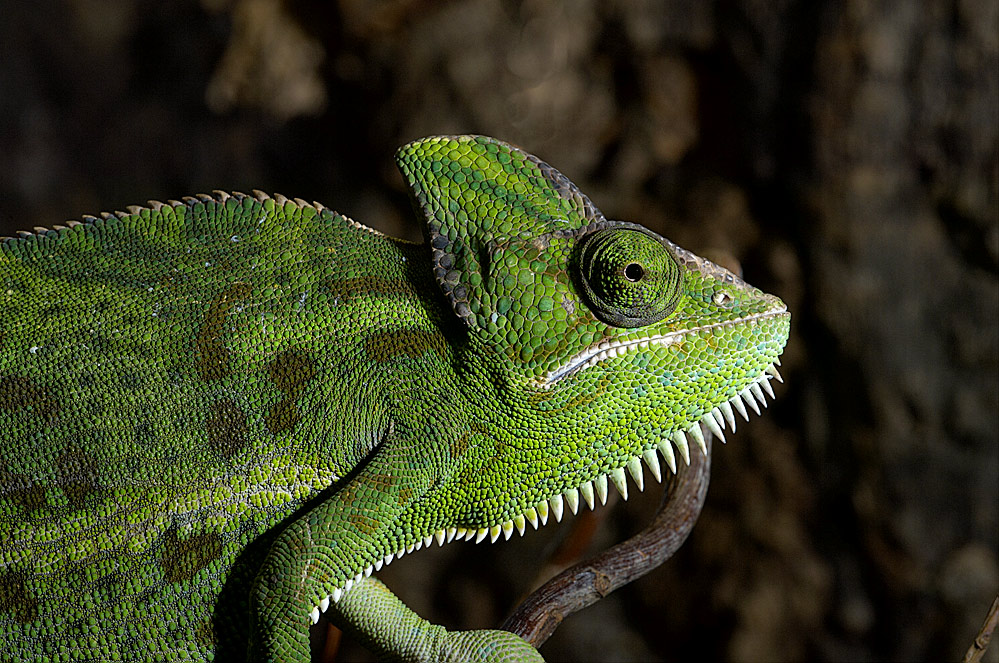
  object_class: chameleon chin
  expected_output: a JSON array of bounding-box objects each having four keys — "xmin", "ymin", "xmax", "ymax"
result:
[{"xmin": 0, "ymin": 135, "xmax": 789, "ymax": 662}]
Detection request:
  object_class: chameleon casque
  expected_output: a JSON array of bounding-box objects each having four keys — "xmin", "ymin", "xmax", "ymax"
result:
[{"xmin": 0, "ymin": 135, "xmax": 790, "ymax": 661}]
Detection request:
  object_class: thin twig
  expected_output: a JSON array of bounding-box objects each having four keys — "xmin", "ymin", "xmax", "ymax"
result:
[
  {"xmin": 502, "ymin": 429, "xmax": 712, "ymax": 647},
  {"xmin": 963, "ymin": 595, "xmax": 999, "ymax": 663}
]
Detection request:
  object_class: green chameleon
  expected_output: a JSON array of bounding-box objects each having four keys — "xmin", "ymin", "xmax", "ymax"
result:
[{"xmin": 0, "ymin": 135, "xmax": 789, "ymax": 661}]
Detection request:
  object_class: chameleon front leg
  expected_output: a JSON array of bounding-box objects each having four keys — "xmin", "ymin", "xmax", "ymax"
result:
[
  {"xmin": 248, "ymin": 433, "xmax": 542, "ymax": 662},
  {"xmin": 248, "ymin": 444, "xmax": 419, "ymax": 661},
  {"xmin": 333, "ymin": 576, "xmax": 543, "ymax": 663}
]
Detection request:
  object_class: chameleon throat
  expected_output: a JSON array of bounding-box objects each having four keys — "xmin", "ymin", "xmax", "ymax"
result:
[{"xmin": 306, "ymin": 361, "xmax": 784, "ymax": 625}]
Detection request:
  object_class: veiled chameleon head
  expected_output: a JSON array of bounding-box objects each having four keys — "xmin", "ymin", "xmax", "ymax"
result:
[
  {"xmin": 398, "ymin": 135, "xmax": 786, "ymax": 378},
  {"xmin": 396, "ymin": 134, "xmax": 789, "ymax": 527},
  {"xmin": 307, "ymin": 136, "xmax": 791, "ymax": 620}
]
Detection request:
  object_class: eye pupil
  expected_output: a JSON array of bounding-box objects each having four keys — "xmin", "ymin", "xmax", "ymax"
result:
[{"xmin": 624, "ymin": 263, "xmax": 644, "ymax": 282}]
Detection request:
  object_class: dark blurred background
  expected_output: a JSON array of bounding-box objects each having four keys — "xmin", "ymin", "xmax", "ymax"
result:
[{"xmin": 1, "ymin": 1, "xmax": 996, "ymax": 661}]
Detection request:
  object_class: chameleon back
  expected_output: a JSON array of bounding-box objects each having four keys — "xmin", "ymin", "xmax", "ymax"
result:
[{"xmin": 0, "ymin": 192, "xmax": 431, "ymax": 658}]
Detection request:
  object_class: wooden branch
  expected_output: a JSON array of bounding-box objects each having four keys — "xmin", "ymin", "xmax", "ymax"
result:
[
  {"xmin": 502, "ymin": 429, "xmax": 712, "ymax": 648},
  {"xmin": 963, "ymin": 595, "xmax": 999, "ymax": 663}
]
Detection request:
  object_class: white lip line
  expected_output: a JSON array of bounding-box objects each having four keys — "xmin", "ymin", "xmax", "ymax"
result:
[
  {"xmin": 542, "ymin": 305, "xmax": 789, "ymax": 386},
  {"xmin": 306, "ymin": 362, "xmax": 784, "ymax": 624}
]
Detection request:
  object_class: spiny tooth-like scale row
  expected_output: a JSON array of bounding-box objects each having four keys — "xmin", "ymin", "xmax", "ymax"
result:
[
  {"xmin": 309, "ymin": 365, "xmax": 783, "ymax": 624},
  {"xmin": 711, "ymin": 363, "xmax": 782, "ymax": 440}
]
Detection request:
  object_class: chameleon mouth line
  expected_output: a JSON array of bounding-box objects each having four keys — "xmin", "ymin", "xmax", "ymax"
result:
[
  {"xmin": 307, "ymin": 362, "xmax": 784, "ymax": 625},
  {"xmin": 541, "ymin": 305, "xmax": 789, "ymax": 387}
]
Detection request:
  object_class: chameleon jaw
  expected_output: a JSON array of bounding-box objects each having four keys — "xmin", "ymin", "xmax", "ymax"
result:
[
  {"xmin": 307, "ymin": 363, "xmax": 783, "ymax": 625},
  {"xmin": 539, "ymin": 305, "xmax": 789, "ymax": 387}
]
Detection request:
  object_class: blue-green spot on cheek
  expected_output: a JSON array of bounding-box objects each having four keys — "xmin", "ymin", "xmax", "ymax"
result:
[{"xmin": 631, "ymin": 352, "xmax": 652, "ymax": 370}]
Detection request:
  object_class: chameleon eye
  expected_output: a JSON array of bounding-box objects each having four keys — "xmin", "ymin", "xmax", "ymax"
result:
[{"xmin": 577, "ymin": 227, "xmax": 682, "ymax": 328}]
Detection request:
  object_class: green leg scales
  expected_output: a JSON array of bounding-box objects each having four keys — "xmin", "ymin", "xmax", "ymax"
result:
[
  {"xmin": 333, "ymin": 577, "xmax": 542, "ymax": 663},
  {"xmin": 249, "ymin": 424, "xmax": 456, "ymax": 659}
]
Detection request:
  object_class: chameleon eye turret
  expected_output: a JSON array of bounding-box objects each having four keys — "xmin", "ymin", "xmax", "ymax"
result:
[{"xmin": 577, "ymin": 226, "xmax": 682, "ymax": 328}]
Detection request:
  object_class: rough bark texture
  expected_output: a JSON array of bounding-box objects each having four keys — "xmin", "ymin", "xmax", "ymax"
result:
[{"xmin": 1, "ymin": 1, "xmax": 996, "ymax": 661}]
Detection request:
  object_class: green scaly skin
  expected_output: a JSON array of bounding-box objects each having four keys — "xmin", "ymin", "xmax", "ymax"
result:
[{"xmin": 0, "ymin": 135, "xmax": 790, "ymax": 661}]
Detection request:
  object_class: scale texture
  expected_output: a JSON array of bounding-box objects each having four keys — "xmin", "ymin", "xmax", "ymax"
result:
[{"xmin": 0, "ymin": 135, "xmax": 789, "ymax": 661}]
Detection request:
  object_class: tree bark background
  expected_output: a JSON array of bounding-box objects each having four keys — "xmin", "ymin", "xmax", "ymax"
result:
[{"xmin": 1, "ymin": 1, "xmax": 995, "ymax": 660}]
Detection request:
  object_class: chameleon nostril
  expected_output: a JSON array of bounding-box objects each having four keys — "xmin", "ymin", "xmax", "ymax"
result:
[{"xmin": 713, "ymin": 291, "xmax": 732, "ymax": 306}]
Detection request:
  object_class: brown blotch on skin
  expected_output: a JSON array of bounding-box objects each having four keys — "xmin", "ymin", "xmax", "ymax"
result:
[
  {"xmin": 264, "ymin": 349, "xmax": 317, "ymax": 435},
  {"xmin": 326, "ymin": 276, "xmax": 414, "ymax": 302},
  {"xmin": 55, "ymin": 451, "xmax": 100, "ymax": 506},
  {"xmin": 337, "ymin": 481, "xmax": 359, "ymax": 506},
  {"xmin": 160, "ymin": 528, "xmax": 223, "ymax": 584},
  {"xmin": 0, "ymin": 375, "xmax": 60, "ymax": 421},
  {"xmin": 443, "ymin": 422, "xmax": 485, "ymax": 462},
  {"xmin": 194, "ymin": 283, "xmax": 252, "ymax": 382},
  {"xmin": 206, "ymin": 398, "xmax": 248, "ymax": 460},
  {"xmin": 450, "ymin": 432, "xmax": 470, "ymax": 458},
  {"xmin": 0, "ymin": 467, "xmax": 47, "ymax": 514},
  {"xmin": 396, "ymin": 485, "xmax": 413, "ymax": 507},
  {"xmin": 264, "ymin": 399, "xmax": 300, "ymax": 435},
  {"xmin": 267, "ymin": 349, "xmax": 316, "ymax": 393},
  {"xmin": 366, "ymin": 472, "xmax": 396, "ymax": 491},
  {"xmin": 347, "ymin": 513, "xmax": 380, "ymax": 536},
  {"xmin": 0, "ymin": 570, "xmax": 39, "ymax": 624},
  {"xmin": 364, "ymin": 329, "xmax": 446, "ymax": 363},
  {"xmin": 156, "ymin": 271, "xmax": 180, "ymax": 296},
  {"xmin": 339, "ymin": 472, "xmax": 395, "ymax": 509},
  {"xmin": 193, "ymin": 619, "xmax": 215, "ymax": 648}
]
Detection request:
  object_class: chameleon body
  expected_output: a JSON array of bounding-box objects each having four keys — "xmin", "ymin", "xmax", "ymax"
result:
[{"xmin": 0, "ymin": 136, "xmax": 789, "ymax": 661}]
